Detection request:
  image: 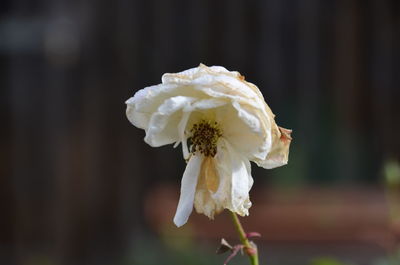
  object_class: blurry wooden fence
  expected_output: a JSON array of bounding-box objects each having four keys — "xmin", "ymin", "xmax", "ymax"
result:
[{"xmin": 1, "ymin": 0, "xmax": 399, "ymax": 264}]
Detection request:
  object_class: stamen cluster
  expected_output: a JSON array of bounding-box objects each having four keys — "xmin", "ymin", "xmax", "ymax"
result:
[{"xmin": 190, "ymin": 120, "xmax": 222, "ymax": 157}]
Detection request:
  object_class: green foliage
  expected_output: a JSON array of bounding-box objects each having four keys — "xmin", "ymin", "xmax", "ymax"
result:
[{"xmin": 384, "ymin": 160, "xmax": 400, "ymax": 187}]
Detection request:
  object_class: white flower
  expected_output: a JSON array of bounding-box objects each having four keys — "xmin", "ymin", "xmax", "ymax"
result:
[{"xmin": 126, "ymin": 64, "xmax": 292, "ymax": 227}]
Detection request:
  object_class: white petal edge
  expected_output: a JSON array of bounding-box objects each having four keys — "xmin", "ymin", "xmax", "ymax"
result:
[
  {"xmin": 125, "ymin": 83, "xmax": 178, "ymax": 129},
  {"xmin": 173, "ymin": 154, "xmax": 203, "ymax": 227}
]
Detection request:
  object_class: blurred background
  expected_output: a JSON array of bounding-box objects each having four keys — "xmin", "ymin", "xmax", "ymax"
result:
[{"xmin": 1, "ymin": 0, "xmax": 399, "ymax": 265}]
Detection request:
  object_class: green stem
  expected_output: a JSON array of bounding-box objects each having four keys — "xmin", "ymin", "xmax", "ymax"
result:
[{"xmin": 229, "ymin": 211, "xmax": 259, "ymax": 265}]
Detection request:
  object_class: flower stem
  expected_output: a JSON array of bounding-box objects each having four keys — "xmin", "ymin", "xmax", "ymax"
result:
[{"xmin": 229, "ymin": 211, "xmax": 259, "ymax": 265}]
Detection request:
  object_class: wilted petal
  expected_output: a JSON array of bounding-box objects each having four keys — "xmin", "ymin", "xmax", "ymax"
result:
[
  {"xmin": 126, "ymin": 80, "xmax": 208, "ymax": 131},
  {"xmin": 255, "ymin": 126, "xmax": 292, "ymax": 169},
  {"xmin": 162, "ymin": 64, "xmax": 231, "ymax": 85},
  {"xmin": 163, "ymin": 64, "xmax": 265, "ymax": 111},
  {"xmin": 174, "ymin": 154, "xmax": 203, "ymax": 227},
  {"xmin": 205, "ymin": 139, "xmax": 253, "ymax": 217},
  {"xmin": 194, "ymin": 157, "xmax": 222, "ymax": 218},
  {"xmin": 214, "ymin": 104, "xmax": 270, "ymax": 162},
  {"xmin": 145, "ymin": 96, "xmax": 196, "ymax": 147},
  {"xmin": 243, "ymin": 154, "xmax": 253, "ymax": 190},
  {"xmin": 224, "ymin": 140, "xmax": 252, "ymax": 215},
  {"xmin": 126, "ymin": 83, "xmax": 178, "ymax": 129}
]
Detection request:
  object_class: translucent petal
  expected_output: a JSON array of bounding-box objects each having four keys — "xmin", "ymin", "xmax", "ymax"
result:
[
  {"xmin": 174, "ymin": 154, "xmax": 203, "ymax": 227},
  {"xmin": 193, "ymin": 157, "xmax": 222, "ymax": 219}
]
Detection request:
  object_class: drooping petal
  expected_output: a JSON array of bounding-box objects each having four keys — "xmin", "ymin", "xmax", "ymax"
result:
[
  {"xmin": 173, "ymin": 154, "xmax": 203, "ymax": 227},
  {"xmin": 243, "ymin": 153, "xmax": 253, "ymax": 191},
  {"xmin": 194, "ymin": 139, "xmax": 253, "ymax": 217},
  {"xmin": 223, "ymin": 139, "xmax": 253, "ymax": 215},
  {"xmin": 193, "ymin": 157, "xmax": 222, "ymax": 219}
]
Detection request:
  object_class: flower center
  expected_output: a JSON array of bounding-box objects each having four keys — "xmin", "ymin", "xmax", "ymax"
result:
[{"xmin": 190, "ymin": 120, "xmax": 222, "ymax": 157}]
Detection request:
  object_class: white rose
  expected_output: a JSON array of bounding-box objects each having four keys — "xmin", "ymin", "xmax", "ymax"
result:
[{"xmin": 126, "ymin": 64, "xmax": 292, "ymax": 227}]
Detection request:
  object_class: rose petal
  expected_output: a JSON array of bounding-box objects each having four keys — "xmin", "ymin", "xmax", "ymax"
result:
[
  {"xmin": 210, "ymin": 139, "xmax": 253, "ymax": 216},
  {"xmin": 225, "ymin": 140, "xmax": 252, "ymax": 215},
  {"xmin": 145, "ymin": 96, "xmax": 196, "ymax": 147},
  {"xmin": 126, "ymin": 83, "xmax": 177, "ymax": 129},
  {"xmin": 126, "ymin": 81, "xmax": 207, "ymax": 131},
  {"xmin": 173, "ymin": 154, "xmax": 203, "ymax": 227},
  {"xmin": 162, "ymin": 64, "xmax": 264, "ymax": 111},
  {"xmin": 162, "ymin": 64, "xmax": 231, "ymax": 85},
  {"xmin": 214, "ymin": 104, "xmax": 269, "ymax": 162},
  {"xmin": 255, "ymin": 126, "xmax": 292, "ymax": 169},
  {"xmin": 194, "ymin": 157, "xmax": 222, "ymax": 219}
]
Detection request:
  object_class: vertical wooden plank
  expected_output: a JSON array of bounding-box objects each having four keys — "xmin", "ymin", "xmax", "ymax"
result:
[
  {"xmin": 370, "ymin": 0, "xmax": 396, "ymax": 157},
  {"xmin": 296, "ymin": 0, "xmax": 321, "ymax": 183},
  {"xmin": 332, "ymin": 0, "xmax": 362, "ymax": 182},
  {"xmin": 257, "ymin": 0, "xmax": 284, "ymax": 99},
  {"xmin": 223, "ymin": 0, "xmax": 246, "ymax": 69}
]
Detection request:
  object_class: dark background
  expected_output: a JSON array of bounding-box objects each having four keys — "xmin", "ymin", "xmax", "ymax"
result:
[{"xmin": 1, "ymin": 0, "xmax": 399, "ymax": 265}]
